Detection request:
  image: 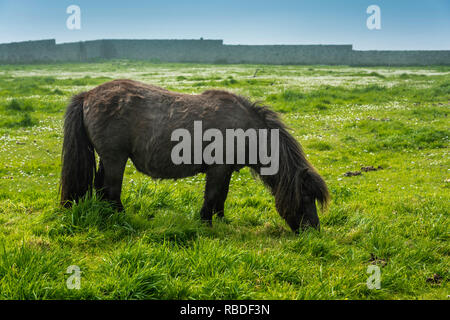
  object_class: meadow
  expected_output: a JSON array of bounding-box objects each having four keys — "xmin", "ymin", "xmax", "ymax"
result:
[{"xmin": 0, "ymin": 61, "xmax": 448, "ymax": 299}]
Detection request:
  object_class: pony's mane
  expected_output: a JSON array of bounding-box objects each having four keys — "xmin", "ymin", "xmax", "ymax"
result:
[{"xmin": 235, "ymin": 95, "xmax": 330, "ymax": 217}]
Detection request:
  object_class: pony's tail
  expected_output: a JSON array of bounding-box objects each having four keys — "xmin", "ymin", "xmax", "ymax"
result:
[{"xmin": 60, "ymin": 92, "xmax": 96, "ymax": 207}]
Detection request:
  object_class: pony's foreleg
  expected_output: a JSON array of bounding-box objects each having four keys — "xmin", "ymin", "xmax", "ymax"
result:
[
  {"xmin": 200, "ymin": 167, "xmax": 232, "ymax": 225},
  {"xmin": 100, "ymin": 156, "xmax": 128, "ymax": 211},
  {"xmin": 213, "ymin": 171, "xmax": 232, "ymax": 219}
]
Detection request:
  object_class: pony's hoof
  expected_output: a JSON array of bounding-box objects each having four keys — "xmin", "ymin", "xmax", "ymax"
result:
[{"xmin": 201, "ymin": 219, "xmax": 213, "ymax": 227}]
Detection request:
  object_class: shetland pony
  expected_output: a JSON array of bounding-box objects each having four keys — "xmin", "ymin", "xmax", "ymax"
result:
[{"xmin": 60, "ymin": 80, "xmax": 328, "ymax": 232}]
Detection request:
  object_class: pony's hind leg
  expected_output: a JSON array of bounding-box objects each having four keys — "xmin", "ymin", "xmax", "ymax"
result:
[
  {"xmin": 200, "ymin": 167, "xmax": 233, "ymax": 225},
  {"xmin": 94, "ymin": 159, "xmax": 105, "ymax": 199},
  {"xmin": 100, "ymin": 155, "xmax": 128, "ymax": 211}
]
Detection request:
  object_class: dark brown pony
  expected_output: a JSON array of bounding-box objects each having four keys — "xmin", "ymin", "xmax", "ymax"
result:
[{"xmin": 60, "ymin": 79, "xmax": 329, "ymax": 232}]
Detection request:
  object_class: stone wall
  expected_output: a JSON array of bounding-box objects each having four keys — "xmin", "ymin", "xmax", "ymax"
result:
[
  {"xmin": 0, "ymin": 39, "xmax": 56, "ymax": 63},
  {"xmin": 350, "ymin": 50, "xmax": 450, "ymax": 66},
  {"xmin": 220, "ymin": 45, "xmax": 353, "ymax": 65},
  {"xmin": 0, "ymin": 39, "xmax": 449, "ymax": 66}
]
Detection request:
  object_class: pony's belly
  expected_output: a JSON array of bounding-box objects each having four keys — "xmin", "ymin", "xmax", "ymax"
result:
[{"xmin": 130, "ymin": 154, "xmax": 204, "ymax": 179}]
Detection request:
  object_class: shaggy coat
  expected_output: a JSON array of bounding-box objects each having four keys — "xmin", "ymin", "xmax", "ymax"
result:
[{"xmin": 60, "ymin": 79, "xmax": 329, "ymax": 232}]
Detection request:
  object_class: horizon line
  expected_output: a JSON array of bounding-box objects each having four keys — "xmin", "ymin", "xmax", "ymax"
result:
[{"xmin": 3, "ymin": 38, "xmax": 450, "ymax": 52}]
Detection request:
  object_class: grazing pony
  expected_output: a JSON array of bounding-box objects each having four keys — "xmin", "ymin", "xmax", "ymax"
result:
[{"xmin": 60, "ymin": 80, "xmax": 329, "ymax": 232}]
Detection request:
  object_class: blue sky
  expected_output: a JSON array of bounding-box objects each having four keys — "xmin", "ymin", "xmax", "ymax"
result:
[{"xmin": 0, "ymin": 0, "xmax": 449, "ymax": 49}]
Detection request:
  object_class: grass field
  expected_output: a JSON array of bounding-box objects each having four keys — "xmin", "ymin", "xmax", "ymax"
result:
[{"xmin": 0, "ymin": 61, "xmax": 448, "ymax": 299}]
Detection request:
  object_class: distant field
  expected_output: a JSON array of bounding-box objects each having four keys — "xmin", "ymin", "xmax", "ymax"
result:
[{"xmin": 0, "ymin": 61, "xmax": 448, "ymax": 299}]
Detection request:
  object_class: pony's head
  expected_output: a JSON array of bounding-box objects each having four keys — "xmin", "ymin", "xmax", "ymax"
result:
[
  {"xmin": 242, "ymin": 99, "xmax": 330, "ymax": 232},
  {"xmin": 278, "ymin": 167, "xmax": 329, "ymax": 232},
  {"xmin": 259, "ymin": 153, "xmax": 330, "ymax": 233}
]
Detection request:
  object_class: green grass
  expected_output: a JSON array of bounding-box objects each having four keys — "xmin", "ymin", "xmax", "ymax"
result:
[{"xmin": 0, "ymin": 61, "xmax": 448, "ymax": 299}]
